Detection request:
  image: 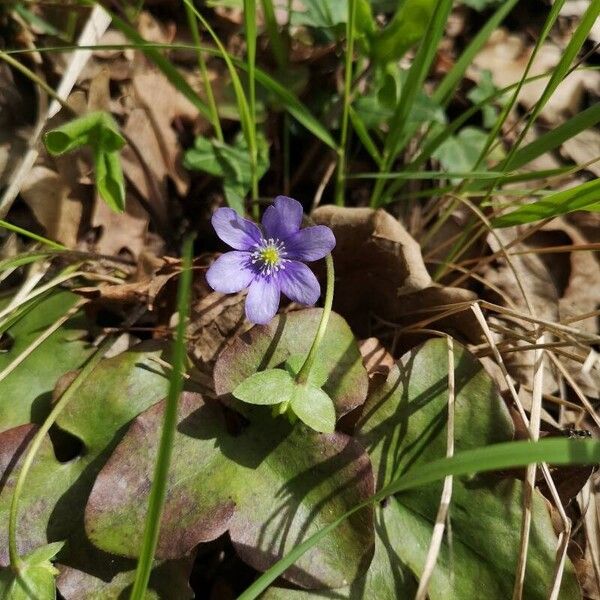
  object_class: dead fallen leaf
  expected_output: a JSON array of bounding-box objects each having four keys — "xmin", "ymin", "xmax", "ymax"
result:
[
  {"xmin": 76, "ymin": 263, "xmax": 176, "ymax": 310},
  {"xmin": 128, "ymin": 70, "xmax": 197, "ymax": 197},
  {"xmin": 471, "ymin": 29, "xmax": 600, "ymax": 123},
  {"xmin": 561, "ymin": 129, "xmax": 600, "ymax": 178},
  {"xmin": 310, "ymin": 205, "xmax": 479, "ymax": 347},
  {"xmin": 20, "ymin": 165, "xmax": 84, "ymax": 248},
  {"xmin": 91, "ymin": 191, "xmax": 148, "ymax": 257}
]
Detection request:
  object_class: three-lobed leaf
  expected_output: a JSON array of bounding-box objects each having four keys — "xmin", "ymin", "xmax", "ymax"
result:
[
  {"xmin": 84, "ymin": 392, "xmax": 374, "ymax": 588},
  {"xmin": 44, "ymin": 112, "xmax": 126, "ymax": 213},
  {"xmin": 0, "ymin": 542, "xmax": 64, "ymax": 600}
]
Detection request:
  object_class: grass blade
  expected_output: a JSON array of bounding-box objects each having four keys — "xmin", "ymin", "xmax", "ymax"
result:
[
  {"xmin": 107, "ymin": 9, "xmax": 211, "ymax": 120},
  {"xmin": 238, "ymin": 437, "xmax": 600, "ymax": 599},
  {"xmin": 183, "ymin": 0, "xmax": 256, "ymax": 214},
  {"xmin": 499, "ymin": 0, "xmax": 600, "ymax": 172},
  {"xmin": 492, "ymin": 178, "xmax": 600, "ymax": 228},
  {"xmin": 507, "ymin": 102, "xmax": 600, "ymax": 172},
  {"xmin": 129, "ymin": 236, "xmax": 194, "ymax": 600},
  {"xmin": 433, "ymin": 0, "xmax": 519, "ymax": 107},
  {"xmin": 244, "ymin": 0, "xmax": 259, "ymax": 206},
  {"xmin": 260, "ymin": 0, "xmax": 287, "ymax": 68},
  {"xmin": 253, "ymin": 68, "xmax": 337, "ymax": 149},
  {"xmin": 370, "ymin": 0, "xmax": 453, "ymax": 207},
  {"xmin": 348, "ymin": 106, "xmax": 382, "ymax": 166},
  {"xmin": 184, "ymin": 2, "xmax": 223, "ymax": 141},
  {"xmin": 334, "ymin": 0, "xmax": 358, "ymax": 206}
]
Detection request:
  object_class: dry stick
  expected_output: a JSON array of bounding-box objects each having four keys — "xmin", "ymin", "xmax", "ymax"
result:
[
  {"xmin": 579, "ymin": 481, "xmax": 600, "ymax": 593},
  {"xmin": 415, "ymin": 336, "xmax": 456, "ymax": 600},
  {"xmin": 425, "ymin": 258, "xmax": 520, "ymax": 310},
  {"xmin": 481, "ymin": 301, "xmax": 600, "ymax": 346},
  {"xmin": 312, "ymin": 159, "xmax": 337, "ymax": 211},
  {"xmin": 0, "ymin": 5, "xmax": 111, "ymax": 219},
  {"xmin": 0, "ymin": 269, "xmax": 89, "ymax": 322},
  {"xmin": 0, "ymin": 299, "xmax": 87, "ymax": 382},
  {"xmin": 513, "ymin": 334, "xmax": 545, "ymax": 600},
  {"xmin": 547, "ymin": 351, "xmax": 600, "ymax": 430},
  {"xmin": 471, "ymin": 303, "xmax": 572, "ymax": 597}
]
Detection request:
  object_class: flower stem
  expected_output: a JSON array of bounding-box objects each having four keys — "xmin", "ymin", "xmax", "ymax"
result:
[{"xmin": 295, "ymin": 253, "xmax": 334, "ymax": 385}]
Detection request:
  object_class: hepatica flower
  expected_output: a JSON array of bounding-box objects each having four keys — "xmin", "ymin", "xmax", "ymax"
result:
[{"xmin": 207, "ymin": 196, "xmax": 335, "ymax": 324}]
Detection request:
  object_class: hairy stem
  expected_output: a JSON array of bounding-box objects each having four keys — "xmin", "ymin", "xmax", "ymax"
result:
[{"xmin": 296, "ymin": 253, "xmax": 334, "ymax": 384}]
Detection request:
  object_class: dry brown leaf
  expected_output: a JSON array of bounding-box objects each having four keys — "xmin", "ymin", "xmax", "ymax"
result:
[
  {"xmin": 127, "ymin": 70, "xmax": 197, "ymax": 197},
  {"xmin": 189, "ymin": 270, "xmax": 248, "ymax": 366},
  {"xmin": 20, "ymin": 166, "xmax": 84, "ymax": 248},
  {"xmin": 120, "ymin": 108, "xmax": 170, "ymax": 225},
  {"xmin": 471, "ymin": 29, "xmax": 600, "ymax": 123},
  {"xmin": 561, "ymin": 129, "xmax": 600, "ymax": 178},
  {"xmin": 310, "ymin": 205, "xmax": 478, "ymax": 345},
  {"xmin": 76, "ymin": 257, "xmax": 183, "ymax": 310},
  {"xmin": 91, "ymin": 192, "xmax": 148, "ymax": 257}
]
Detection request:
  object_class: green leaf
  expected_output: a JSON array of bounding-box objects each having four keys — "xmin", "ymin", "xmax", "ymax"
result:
[
  {"xmin": 44, "ymin": 112, "xmax": 126, "ymax": 213},
  {"xmin": 85, "ymin": 393, "xmax": 375, "ymax": 588},
  {"xmin": 44, "ymin": 112, "xmax": 125, "ymax": 156},
  {"xmin": 355, "ymin": 338, "xmax": 580, "ymax": 599},
  {"xmin": 233, "ymin": 368, "xmax": 296, "ymax": 406},
  {"xmin": 370, "ymin": 0, "xmax": 437, "ymax": 62},
  {"xmin": 263, "ymin": 505, "xmax": 418, "ymax": 599},
  {"xmin": 214, "ymin": 309, "xmax": 368, "ymax": 420},
  {"xmin": 492, "ymin": 178, "xmax": 600, "ymax": 228},
  {"xmin": 0, "ymin": 542, "xmax": 63, "ymax": 600},
  {"xmin": 93, "ymin": 147, "xmax": 126, "ymax": 213},
  {"xmin": 467, "ymin": 70, "xmax": 502, "ymax": 128},
  {"xmin": 290, "ymin": 384, "xmax": 336, "ymax": 433},
  {"xmin": 354, "ymin": 64, "xmax": 445, "ymax": 130},
  {"xmin": 0, "ymin": 291, "xmax": 93, "ymax": 431},
  {"xmin": 239, "ymin": 436, "xmax": 600, "ymax": 600},
  {"xmin": 0, "ymin": 344, "xmax": 175, "ymax": 593},
  {"xmin": 183, "ymin": 132, "xmax": 269, "ymax": 213},
  {"xmin": 432, "ymin": 126, "xmax": 500, "ymax": 180}
]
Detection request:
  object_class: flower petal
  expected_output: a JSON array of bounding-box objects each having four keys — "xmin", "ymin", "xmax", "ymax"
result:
[
  {"xmin": 262, "ymin": 196, "xmax": 304, "ymax": 240},
  {"xmin": 212, "ymin": 207, "xmax": 262, "ymax": 250},
  {"xmin": 279, "ymin": 261, "xmax": 320, "ymax": 306},
  {"xmin": 245, "ymin": 277, "xmax": 281, "ymax": 325},
  {"xmin": 206, "ymin": 251, "xmax": 255, "ymax": 293},
  {"xmin": 285, "ymin": 225, "xmax": 336, "ymax": 262}
]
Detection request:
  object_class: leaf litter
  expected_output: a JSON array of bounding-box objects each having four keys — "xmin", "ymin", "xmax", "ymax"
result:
[{"xmin": 0, "ymin": 1, "xmax": 600, "ymax": 598}]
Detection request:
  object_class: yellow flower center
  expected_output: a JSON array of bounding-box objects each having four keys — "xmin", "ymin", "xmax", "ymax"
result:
[
  {"xmin": 250, "ymin": 238, "xmax": 288, "ymax": 275},
  {"xmin": 260, "ymin": 246, "xmax": 280, "ymax": 266}
]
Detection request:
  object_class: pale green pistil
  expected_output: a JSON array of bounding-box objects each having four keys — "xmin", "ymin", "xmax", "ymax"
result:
[{"xmin": 251, "ymin": 238, "xmax": 288, "ymax": 276}]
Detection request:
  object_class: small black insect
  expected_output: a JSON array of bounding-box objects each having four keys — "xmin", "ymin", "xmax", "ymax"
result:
[{"xmin": 562, "ymin": 425, "xmax": 592, "ymax": 439}]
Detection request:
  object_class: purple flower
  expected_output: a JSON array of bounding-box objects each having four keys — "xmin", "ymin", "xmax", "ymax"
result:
[{"xmin": 206, "ymin": 196, "xmax": 335, "ymax": 325}]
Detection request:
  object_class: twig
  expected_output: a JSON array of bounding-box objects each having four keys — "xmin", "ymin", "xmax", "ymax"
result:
[{"xmin": 415, "ymin": 336, "xmax": 455, "ymax": 600}]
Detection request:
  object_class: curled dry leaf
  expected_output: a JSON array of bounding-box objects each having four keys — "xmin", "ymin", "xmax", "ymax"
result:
[{"xmin": 310, "ymin": 205, "xmax": 479, "ymax": 346}]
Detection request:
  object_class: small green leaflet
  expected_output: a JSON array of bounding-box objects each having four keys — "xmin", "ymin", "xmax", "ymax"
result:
[{"xmin": 44, "ymin": 112, "xmax": 126, "ymax": 213}]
